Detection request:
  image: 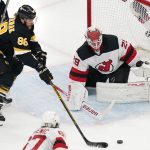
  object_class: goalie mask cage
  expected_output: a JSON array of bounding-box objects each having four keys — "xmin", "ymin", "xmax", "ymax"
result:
[{"xmin": 87, "ymin": 0, "xmax": 150, "ymax": 60}]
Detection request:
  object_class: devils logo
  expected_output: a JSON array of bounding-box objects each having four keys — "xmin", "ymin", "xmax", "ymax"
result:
[{"xmin": 95, "ymin": 59, "xmax": 114, "ymax": 72}]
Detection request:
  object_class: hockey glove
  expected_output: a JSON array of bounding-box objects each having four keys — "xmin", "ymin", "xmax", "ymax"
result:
[
  {"xmin": 136, "ymin": 60, "xmax": 149, "ymax": 67},
  {"xmin": 10, "ymin": 56, "xmax": 24, "ymax": 76},
  {"xmin": 35, "ymin": 51, "xmax": 47, "ymax": 66},
  {"xmin": 37, "ymin": 64, "xmax": 53, "ymax": 84}
]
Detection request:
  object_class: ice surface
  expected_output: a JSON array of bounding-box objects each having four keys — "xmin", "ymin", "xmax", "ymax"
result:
[{"xmin": 1, "ymin": 0, "xmax": 150, "ymax": 150}]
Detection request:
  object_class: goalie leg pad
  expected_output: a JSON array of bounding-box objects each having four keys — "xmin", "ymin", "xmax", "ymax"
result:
[
  {"xmin": 131, "ymin": 66, "xmax": 150, "ymax": 78},
  {"xmin": 67, "ymin": 82, "xmax": 88, "ymax": 111},
  {"xmin": 96, "ymin": 81, "xmax": 150, "ymax": 103}
]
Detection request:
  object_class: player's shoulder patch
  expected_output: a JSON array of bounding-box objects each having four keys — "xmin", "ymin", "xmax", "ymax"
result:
[
  {"xmin": 102, "ymin": 34, "xmax": 119, "ymax": 53},
  {"xmin": 77, "ymin": 41, "xmax": 95, "ymax": 61}
]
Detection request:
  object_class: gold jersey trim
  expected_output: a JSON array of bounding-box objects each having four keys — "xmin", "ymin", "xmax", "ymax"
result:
[
  {"xmin": 14, "ymin": 47, "xmax": 31, "ymax": 55},
  {"xmin": 0, "ymin": 88, "xmax": 8, "ymax": 94},
  {"xmin": 30, "ymin": 35, "xmax": 37, "ymax": 42}
]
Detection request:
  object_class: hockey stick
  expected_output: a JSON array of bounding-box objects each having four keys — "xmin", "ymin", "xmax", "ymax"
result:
[
  {"xmin": 49, "ymin": 80, "xmax": 108, "ymax": 148},
  {"xmin": 0, "ymin": 0, "xmax": 10, "ymax": 23},
  {"xmin": 82, "ymin": 100, "xmax": 116, "ymax": 120},
  {"xmin": 54, "ymin": 84, "xmax": 115, "ymax": 120}
]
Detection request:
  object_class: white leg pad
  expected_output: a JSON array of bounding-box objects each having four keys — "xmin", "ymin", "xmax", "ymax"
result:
[
  {"xmin": 131, "ymin": 66, "xmax": 150, "ymax": 78},
  {"xmin": 67, "ymin": 82, "xmax": 88, "ymax": 111},
  {"xmin": 96, "ymin": 81, "xmax": 150, "ymax": 103}
]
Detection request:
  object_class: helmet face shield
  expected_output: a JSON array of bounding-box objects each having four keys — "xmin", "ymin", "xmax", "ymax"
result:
[{"xmin": 85, "ymin": 27, "xmax": 102, "ymax": 55}]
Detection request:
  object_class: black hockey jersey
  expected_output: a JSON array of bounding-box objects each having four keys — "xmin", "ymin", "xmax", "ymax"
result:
[
  {"xmin": 0, "ymin": 17, "xmax": 42, "ymax": 60},
  {"xmin": 69, "ymin": 34, "xmax": 139, "ymax": 84}
]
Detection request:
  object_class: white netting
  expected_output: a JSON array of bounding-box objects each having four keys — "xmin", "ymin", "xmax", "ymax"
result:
[{"xmin": 89, "ymin": 0, "xmax": 150, "ymax": 59}]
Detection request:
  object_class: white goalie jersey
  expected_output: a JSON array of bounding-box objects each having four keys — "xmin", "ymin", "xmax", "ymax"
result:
[
  {"xmin": 23, "ymin": 127, "xmax": 68, "ymax": 150},
  {"xmin": 67, "ymin": 34, "xmax": 140, "ymax": 110},
  {"xmin": 69, "ymin": 34, "xmax": 139, "ymax": 85}
]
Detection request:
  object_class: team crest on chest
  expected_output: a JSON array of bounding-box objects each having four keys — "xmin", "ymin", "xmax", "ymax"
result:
[{"xmin": 95, "ymin": 59, "xmax": 114, "ymax": 72}]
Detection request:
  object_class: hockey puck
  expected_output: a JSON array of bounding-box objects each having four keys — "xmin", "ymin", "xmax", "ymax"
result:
[{"xmin": 117, "ymin": 140, "xmax": 123, "ymax": 144}]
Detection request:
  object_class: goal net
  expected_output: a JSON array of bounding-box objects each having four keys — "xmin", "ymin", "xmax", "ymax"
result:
[{"xmin": 87, "ymin": 0, "xmax": 150, "ymax": 60}]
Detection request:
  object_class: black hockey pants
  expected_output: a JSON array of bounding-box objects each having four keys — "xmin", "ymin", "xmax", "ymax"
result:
[
  {"xmin": 0, "ymin": 54, "xmax": 15, "ymax": 95},
  {"xmin": 85, "ymin": 63, "xmax": 130, "ymax": 87}
]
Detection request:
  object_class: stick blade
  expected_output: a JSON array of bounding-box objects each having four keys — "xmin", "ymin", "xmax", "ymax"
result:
[{"xmin": 86, "ymin": 141, "xmax": 108, "ymax": 148}]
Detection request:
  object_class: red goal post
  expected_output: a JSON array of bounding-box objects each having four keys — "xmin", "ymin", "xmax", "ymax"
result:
[
  {"xmin": 136, "ymin": 0, "xmax": 150, "ymax": 7},
  {"xmin": 87, "ymin": 0, "xmax": 92, "ymax": 27},
  {"xmin": 87, "ymin": 0, "xmax": 150, "ymax": 59}
]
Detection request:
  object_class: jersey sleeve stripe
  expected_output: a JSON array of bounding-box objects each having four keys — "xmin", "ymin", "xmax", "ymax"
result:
[
  {"xmin": 70, "ymin": 71, "xmax": 88, "ymax": 78},
  {"xmin": 14, "ymin": 47, "xmax": 31, "ymax": 52},
  {"xmin": 71, "ymin": 67, "xmax": 89, "ymax": 74},
  {"xmin": 53, "ymin": 143, "xmax": 68, "ymax": 150},
  {"xmin": 120, "ymin": 45, "xmax": 136, "ymax": 63},
  {"xmin": 69, "ymin": 74, "xmax": 87, "ymax": 82},
  {"xmin": 53, "ymin": 137, "xmax": 68, "ymax": 150},
  {"xmin": 69, "ymin": 67, "xmax": 88, "ymax": 82},
  {"xmin": 126, "ymin": 49, "xmax": 137, "ymax": 64}
]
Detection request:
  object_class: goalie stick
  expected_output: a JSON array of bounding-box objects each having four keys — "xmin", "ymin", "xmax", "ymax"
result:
[
  {"xmin": 54, "ymin": 84, "xmax": 115, "ymax": 120},
  {"xmin": 49, "ymin": 80, "xmax": 108, "ymax": 148}
]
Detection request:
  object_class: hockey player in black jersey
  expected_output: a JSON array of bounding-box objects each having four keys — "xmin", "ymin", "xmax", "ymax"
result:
[
  {"xmin": 0, "ymin": 5, "xmax": 53, "ymax": 123},
  {"xmin": 67, "ymin": 27, "xmax": 145, "ymax": 110},
  {"xmin": 0, "ymin": 0, "xmax": 23, "ymax": 124},
  {"xmin": 10, "ymin": 5, "xmax": 53, "ymax": 84}
]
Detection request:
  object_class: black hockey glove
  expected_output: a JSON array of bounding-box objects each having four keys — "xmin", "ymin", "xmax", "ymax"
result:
[
  {"xmin": 10, "ymin": 56, "xmax": 24, "ymax": 76},
  {"xmin": 136, "ymin": 60, "xmax": 150, "ymax": 67},
  {"xmin": 136, "ymin": 60, "xmax": 144, "ymax": 67},
  {"xmin": 37, "ymin": 64, "xmax": 53, "ymax": 84},
  {"xmin": 35, "ymin": 51, "xmax": 47, "ymax": 66}
]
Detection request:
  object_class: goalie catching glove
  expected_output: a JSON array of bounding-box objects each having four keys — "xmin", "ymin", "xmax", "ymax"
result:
[
  {"xmin": 136, "ymin": 60, "xmax": 149, "ymax": 67},
  {"xmin": 67, "ymin": 82, "xmax": 88, "ymax": 111},
  {"xmin": 37, "ymin": 63, "xmax": 53, "ymax": 84}
]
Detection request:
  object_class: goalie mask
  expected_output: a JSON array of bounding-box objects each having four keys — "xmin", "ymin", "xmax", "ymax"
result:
[
  {"xmin": 41, "ymin": 111, "xmax": 60, "ymax": 128},
  {"xmin": 85, "ymin": 27, "xmax": 102, "ymax": 55}
]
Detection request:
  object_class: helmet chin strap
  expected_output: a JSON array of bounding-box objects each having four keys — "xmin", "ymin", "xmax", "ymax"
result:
[
  {"xmin": 90, "ymin": 45, "xmax": 101, "ymax": 55},
  {"xmin": 94, "ymin": 49, "xmax": 101, "ymax": 55}
]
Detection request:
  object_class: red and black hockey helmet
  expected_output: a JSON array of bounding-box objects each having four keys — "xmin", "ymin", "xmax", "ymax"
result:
[{"xmin": 17, "ymin": 5, "xmax": 36, "ymax": 20}]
